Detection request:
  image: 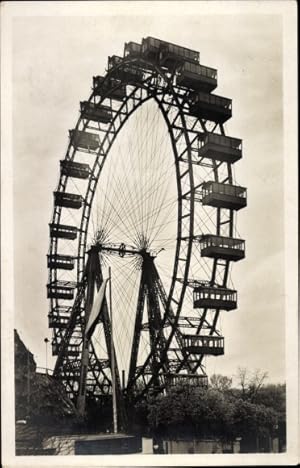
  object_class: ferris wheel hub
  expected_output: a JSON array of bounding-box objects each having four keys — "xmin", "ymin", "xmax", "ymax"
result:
[{"xmin": 92, "ymin": 241, "xmax": 159, "ymax": 260}]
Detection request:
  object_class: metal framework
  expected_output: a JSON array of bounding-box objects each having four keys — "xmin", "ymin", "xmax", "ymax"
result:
[{"xmin": 47, "ymin": 37, "xmax": 246, "ymax": 414}]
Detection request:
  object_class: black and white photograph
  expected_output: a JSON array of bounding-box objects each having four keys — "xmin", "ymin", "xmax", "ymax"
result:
[{"xmin": 1, "ymin": 1, "xmax": 298, "ymax": 466}]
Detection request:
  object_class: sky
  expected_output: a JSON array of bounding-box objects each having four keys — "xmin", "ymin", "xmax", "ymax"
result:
[{"xmin": 9, "ymin": 2, "xmax": 290, "ymax": 385}]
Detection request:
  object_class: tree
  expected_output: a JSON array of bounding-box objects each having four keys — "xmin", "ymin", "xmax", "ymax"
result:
[
  {"xmin": 133, "ymin": 368, "xmax": 286, "ymax": 451},
  {"xmin": 145, "ymin": 385, "xmax": 236, "ymax": 441},
  {"xmin": 253, "ymin": 383, "xmax": 285, "ymax": 416},
  {"xmin": 231, "ymin": 397, "xmax": 280, "ymax": 452},
  {"xmin": 146, "ymin": 385, "xmax": 204, "ymax": 436},
  {"xmin": 235, "ymin": 367, "xmax": 268, "ymax": 401},
  {"xmin": 232, "ymin": 398, "xmax": 278, "ymax": 436},
  {"xmin": 210, "ymin": 374, "xmax": 232, "ymax": 393}
]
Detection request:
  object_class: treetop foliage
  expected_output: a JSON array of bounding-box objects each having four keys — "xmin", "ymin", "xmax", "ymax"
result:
[{"xmin": 133, "ymin": 369, "xmax": 285, "ymax": 441}]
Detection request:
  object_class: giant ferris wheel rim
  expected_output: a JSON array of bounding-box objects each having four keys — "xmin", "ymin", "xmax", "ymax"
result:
[{"xmin": 48, "ymin": 39, "xmax": 241, "ymax": 402}]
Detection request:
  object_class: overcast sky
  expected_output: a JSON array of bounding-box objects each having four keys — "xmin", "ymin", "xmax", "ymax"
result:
[{"xmin": 10, "ymin": 2, "xmax": 290, "ymax": 384}]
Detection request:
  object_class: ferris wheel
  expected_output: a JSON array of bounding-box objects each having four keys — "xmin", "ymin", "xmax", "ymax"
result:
[{"xmin": 47, "ymin": 37, "xmax": 246, "ymax": 415}]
